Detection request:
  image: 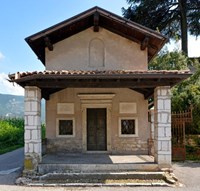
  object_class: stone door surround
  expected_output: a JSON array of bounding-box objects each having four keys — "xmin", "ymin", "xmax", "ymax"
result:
[{"xmin": 78, "ymin": 94, "xmax": 115, "ymax": 152}]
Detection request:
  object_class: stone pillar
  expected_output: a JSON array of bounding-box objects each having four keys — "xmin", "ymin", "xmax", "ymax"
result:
[
  {"xmin": 24, "ymin": 86, "xmax": 42, "ymax": 173},
  {"xmin": 154, "ymin": 86, "xmax": 171, "ymax": 167}
]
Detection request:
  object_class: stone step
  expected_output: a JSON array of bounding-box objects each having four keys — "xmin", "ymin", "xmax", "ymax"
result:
[
  {"xmin": 28, "ymin": 171, "xmax": 170, "ymax": 187},
  {"xmin": 38, "ymin": 163, "xmax": 159, "ymax": 174},
  {"xmin": 39, "ymin": 172, "xmax": 164, "ymax": 181}
]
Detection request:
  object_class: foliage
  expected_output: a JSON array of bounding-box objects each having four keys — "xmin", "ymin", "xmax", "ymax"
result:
[
  {"xmin": 122, "ymin": 0, "xmax": 200, "ymax": 55},
  {"xmin": 0, "ymin": 119, "xmax": 24, "ymax": 152},
  {"xmin": 41, "ymin": 123, "xmax": 46, "ymax": 140},
  {"xmin": 186, "ymin": 145, "xmax": 200, "ymax": 161},
  {"xmin": 0, "ymin": 117, "xmax": 46, "ymax": 154},
  {"xmin": 2, "ymin": 118, "xmax": 24, "ymax": 129},
  {"xmin": 150, "ymin": 50, "xmax": 200, "ymax": 133},
  {"xmin": 149, "ymin": 50, "xmax": 189, "ymax": 70}
]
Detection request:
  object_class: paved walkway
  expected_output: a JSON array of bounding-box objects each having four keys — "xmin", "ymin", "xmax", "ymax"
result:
[
  {"xmin": 0, "ymin": 148, "xmax": 24, "ymax": 171},
  {"xmin": 0, "ymin": 148, "xmax": 24, "ymax": 185},
  {"xmin": 42, "ymin": 153, "xmax": 154, "ymax": 164}
]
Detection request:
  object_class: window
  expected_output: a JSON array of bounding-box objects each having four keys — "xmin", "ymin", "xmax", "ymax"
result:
[
  {"xmin": 56, "ymin": 118, "xmax": 75, "ymax": 137},
  {"xmin": 119, "ymin": 117, "xmax": 138, "ymax": 137}
]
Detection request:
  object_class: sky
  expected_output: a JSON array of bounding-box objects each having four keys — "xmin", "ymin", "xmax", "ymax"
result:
[{"xmin": 0, "ymin": 0, "xmax": 199, "ymax": 96}]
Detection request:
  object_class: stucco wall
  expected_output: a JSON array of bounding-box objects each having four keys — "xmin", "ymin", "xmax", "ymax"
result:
[
  {"xmin": 46, "ymin": 88, "xmax": 149, "ymax": 154},
  {"xmin": 45, "ymin": 27, "xmax": 148, "ymax": 71}
]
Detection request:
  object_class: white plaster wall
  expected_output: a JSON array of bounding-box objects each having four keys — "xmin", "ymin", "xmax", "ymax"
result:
[
  {"xmin": 46, "ymin": 27, "xmax": 148, "ymax": 71},
  {"xmin": 46, "ymin": 88, "xmax": 149, "ymax": 154}
]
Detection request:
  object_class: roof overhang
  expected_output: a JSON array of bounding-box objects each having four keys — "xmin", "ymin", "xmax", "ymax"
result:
[
  {"xmin": 25, "ymin": 6, "xmax": 168, "ymax": 65},
  {"xmin": 9, "ymin": 70, "xmax": 191, "ymax": 100}
]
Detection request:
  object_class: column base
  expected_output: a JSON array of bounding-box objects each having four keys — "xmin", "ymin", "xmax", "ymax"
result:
[{"xmin": 23, "ymin": 153, "xmax": 41, "ymax": 175}]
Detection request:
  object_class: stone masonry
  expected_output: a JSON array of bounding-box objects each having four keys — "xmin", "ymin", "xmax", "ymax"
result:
[
  {"xmin": 24, "ymin": 86, "xmax": 42, "ymax": 173},
  {"xmin": 154, "ymin": 86, "xmax": 172, "ymax": 167}
]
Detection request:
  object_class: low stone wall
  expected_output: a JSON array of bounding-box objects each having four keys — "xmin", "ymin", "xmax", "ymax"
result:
[
  {"xmin": 46, "ymin": 138, "xmax": 82, "ymax": 153},
  {"xmin": 112, "ymin": 137, "xmax": 148, "ymax": 154},
  {"xmin": 45, "ymin": 137, "xmax": 148, "ymax": 154}
]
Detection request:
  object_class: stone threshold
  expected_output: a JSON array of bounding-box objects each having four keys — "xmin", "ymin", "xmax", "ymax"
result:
[
  {"xmin": 38, "ymin": 163, "xmax": 160, "ymax": 174},
  {"xmin": 27, "ymin": 182, "xmax": 170, "ymax": 187},
  {"xmin": 17, "ymin": 171, "xmax": 179, "ymax": 187}
]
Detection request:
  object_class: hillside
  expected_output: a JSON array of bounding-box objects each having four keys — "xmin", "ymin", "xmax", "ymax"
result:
[{"xmin": 0, "ymin": 93, "xmax": 45, "ymax": 121}]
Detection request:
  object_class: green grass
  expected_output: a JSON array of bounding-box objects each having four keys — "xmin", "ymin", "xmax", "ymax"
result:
[{"xmin": 0, "ymin": 144, "xmax": 23, "ymax": 155}]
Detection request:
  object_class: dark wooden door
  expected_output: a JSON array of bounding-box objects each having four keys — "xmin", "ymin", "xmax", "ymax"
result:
[{"xmin": 87, "ymin": 108, "xmax": 107, "ymax": 151}]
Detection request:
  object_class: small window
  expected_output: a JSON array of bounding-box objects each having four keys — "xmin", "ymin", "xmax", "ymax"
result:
[
  {"xmin": 119, "ymin": 117, "xmax": 138, "ymax": 137},
  {"xmin": 57, "ymin": 118, "xmax": 75, "ymax": 137}
]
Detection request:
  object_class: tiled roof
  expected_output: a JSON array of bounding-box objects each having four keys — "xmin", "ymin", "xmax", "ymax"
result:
[{"xmin": 9, "ymin": 70, "xmax": 191, "ymax": 80}]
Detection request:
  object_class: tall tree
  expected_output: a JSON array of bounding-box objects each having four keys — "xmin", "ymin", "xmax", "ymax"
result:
[
  {"xmin": 149, "ymin": 50, "xmax": 200, "ymax": 133},
  {"xmin": 122, "ymin": 0, "xmax": 200, "ymax": 56}
]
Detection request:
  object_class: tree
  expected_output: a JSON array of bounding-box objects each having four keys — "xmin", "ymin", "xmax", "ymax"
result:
[
  {"xmin": 122, "ymin": 0, "xmax": 200, "ymax": 56},
  {"xmin": 150, "ymin": 50, "xmax": 200, "ymax": 133},
  {"xmin": 149, "ymin": 50, "xmax": 189, "ymax": 70}
]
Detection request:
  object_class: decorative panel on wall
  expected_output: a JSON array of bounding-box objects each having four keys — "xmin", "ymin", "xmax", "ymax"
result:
[
  {"xmin": 57, "ymin": 103, "xmax": 74, "ymax": 114},
  {"xmin": 119, "ymin": 103, "xmax": 137, "ymax": 114},
  {"xmin": 89, "ymin": 38, "xmax": 105, "ymax": 68}
]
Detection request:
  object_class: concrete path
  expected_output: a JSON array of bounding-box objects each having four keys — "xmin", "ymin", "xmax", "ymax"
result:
[
  {"xmin": 0, "ymin": 148, "xmax": 24, "ymax": 185},
  {"xmin": 172, "ymin": 162, "xmax": 200, "ymax": 188},
  {"xmin": 42, "ymin": 153, "xmax": 154, "ymax": 164}
]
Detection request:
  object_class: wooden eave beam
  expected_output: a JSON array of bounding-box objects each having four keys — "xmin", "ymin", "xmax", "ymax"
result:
[
  {"xmin": 130, "ymin": 88, "xmax": 154, "ymax": 100},
  {"xmin": 93, "ymin": 12, "xmax": 99, "ymax": 32},
  {"xmin": 141, "ymin": 36, "xmax": 149, "ymax": 50},
  {"xmin": 19, "ymin": 79, "xmax": 177, "ymax": 89},
  {"xmin": 41, "ymin": 88, "xmax": 64, "ymax": 100},
  {"xmin": 44, "ymin": 36, "xmax": 53, "ymax": 51}
]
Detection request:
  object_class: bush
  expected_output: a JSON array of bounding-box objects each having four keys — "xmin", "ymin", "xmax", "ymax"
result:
[
  {"xmin": 2, "ymin": 118, "xmax": 24, "ymax": 129},
  {"xmin": 0, "ymin": 117, "xmax": 46, "ymax": 154},
  {"xmin": 41, "ymin": 123, "xmax": 46, "ymax": 140},
  {"xmin": 0, "ymin": 120, "xmax": 24, "ymax": 150}
]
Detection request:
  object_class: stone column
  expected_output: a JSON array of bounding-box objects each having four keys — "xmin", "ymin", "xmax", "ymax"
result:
[
  {"xmin": 24, "ymin": 86, "xmax": 42, "ymax": 173},
  {"xmin": 154, "ymin": 86, "xmax": 171, "ymax": 167}
]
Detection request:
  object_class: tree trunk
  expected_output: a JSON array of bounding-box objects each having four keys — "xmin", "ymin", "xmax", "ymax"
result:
[{"xmin": 179, "ymin": 0, "xmax": 188, "ymax": 56}]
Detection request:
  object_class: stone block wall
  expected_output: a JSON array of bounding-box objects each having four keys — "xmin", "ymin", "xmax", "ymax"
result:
[
  {"xmin": 46, "ymin": 138, "xmax": 82, "ymax": 153},
  {"xmin": 112, "ymin": 137, "xmax": 148, "ymax": 154},
  {"xmin": 154, "ymin": 86, "xmax": 172, "ymax": 167},
  {"xmin": 24, "ymin": 86, "xmax": 42, "ymax": 173}
]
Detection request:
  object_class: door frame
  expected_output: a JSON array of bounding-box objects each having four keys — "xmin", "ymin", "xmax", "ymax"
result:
[{"xmin": 78, "ymin": 94, "xmax": 115, "ymax": 153}]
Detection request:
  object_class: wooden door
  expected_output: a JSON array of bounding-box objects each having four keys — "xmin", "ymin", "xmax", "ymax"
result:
[{"xmin": 87, "ymin": 108, "xmax": 107, "ymax": 151}]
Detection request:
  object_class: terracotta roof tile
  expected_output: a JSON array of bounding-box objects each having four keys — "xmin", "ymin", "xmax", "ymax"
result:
[{"xmin": 9, "ymin": 70, "xmax": 191, "ymax": 80}]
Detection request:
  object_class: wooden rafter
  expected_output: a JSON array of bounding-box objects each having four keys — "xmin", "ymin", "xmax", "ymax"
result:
[
  {"xmin": 93, "ymin": 12, "xmax": 99, "ymax": 32},
  {"xmin": 44, "ymin": 36, "xmax": 53, "ymax": 51},
  {"xmin": 141, "ymin": 36, "xmax": 149, "ymax": 50}
]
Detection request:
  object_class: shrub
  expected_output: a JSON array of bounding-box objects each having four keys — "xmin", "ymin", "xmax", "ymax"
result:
[
  {"xmin": 41, "ymin": 123, "xmax": 46, "ymax": 140},
  {"xmin": 0, "ymin": 120, "xmax": 24, "ymax": 150},
  {"xmin": 2, "ymin": 118, "xmax": 24, "ymax": 129},
  {"xmin": 0, "ymin": 117, "xmax": 46, "ymax": 154}
]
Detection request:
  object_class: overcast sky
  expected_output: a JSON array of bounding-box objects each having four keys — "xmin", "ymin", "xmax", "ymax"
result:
[{"xmin": 0, "ymin": 0, "xmax": 199, "ymax": 95}]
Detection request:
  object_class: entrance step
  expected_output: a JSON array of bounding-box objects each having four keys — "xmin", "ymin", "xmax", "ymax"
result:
[
  {"xmin": 38, "ymin": 163, "xmax": 159, "ymax": 174},
  {"xmin": 27, "ymin": 171, "xmax": 171, "ymax": 187}
]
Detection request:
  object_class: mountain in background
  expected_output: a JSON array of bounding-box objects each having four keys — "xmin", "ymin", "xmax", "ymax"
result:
[{"xmin": 0, "ymin": 93, "xmax": 45, "ymax": 122}]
